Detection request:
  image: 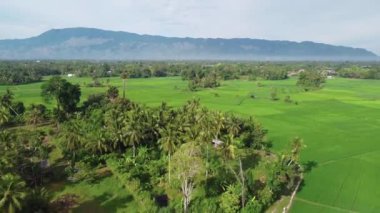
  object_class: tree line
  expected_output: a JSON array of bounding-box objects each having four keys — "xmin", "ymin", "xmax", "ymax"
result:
[{"xmin": 1, "ymin": 60, "xmax": 379, "ymax": 86}]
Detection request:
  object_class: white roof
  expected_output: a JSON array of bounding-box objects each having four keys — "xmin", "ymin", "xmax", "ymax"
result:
[{"xmin": 212, "ymin": 139, "xmax": 223, "ymax": 145}]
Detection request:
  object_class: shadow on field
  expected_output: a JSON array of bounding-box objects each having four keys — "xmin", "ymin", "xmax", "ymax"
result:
[
  {"xmin": 297, "ymin": 160, "xmax": 318, "ymax": 193},
  {"xmin": 73, "ymin": 193, "xmax": 133, "ymax": 213},
  {"xmin": 302, "ymin": 160, "xmax": 318, "ymax": 173},
  {"xmin": 297, "ymin": 179, "xmax": 306, "ymax": 193}
]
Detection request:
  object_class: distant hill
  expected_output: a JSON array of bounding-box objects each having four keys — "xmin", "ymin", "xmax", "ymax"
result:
[{"xmin": 0, "ymin": 27, "xmax": 377, "ymax": 60}]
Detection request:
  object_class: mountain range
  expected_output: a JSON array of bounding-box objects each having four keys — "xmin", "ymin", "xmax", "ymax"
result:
[{"xmin": 0, "ymin": 27, "xmax": 377, "ymax": 60}]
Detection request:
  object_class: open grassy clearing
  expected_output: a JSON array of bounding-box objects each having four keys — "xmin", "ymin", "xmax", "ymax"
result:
[
  {"xmin": 50, "ymin": 176, "xmax": 137, "ymax": 213},
  {"xmin": 1, "ymin": 76, "xmax": 379, "ymax": 212}
]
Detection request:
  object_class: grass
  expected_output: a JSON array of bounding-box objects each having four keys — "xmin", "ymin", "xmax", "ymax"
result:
[
  {"xmin": 51, "ymin": 176, "xmax": 136, "ymax": 212},
  {"xmin": 2, "ymin": 76, "xmax": 380, "ymax": 212}
]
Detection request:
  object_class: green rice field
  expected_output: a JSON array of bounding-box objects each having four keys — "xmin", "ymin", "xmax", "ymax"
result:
[{"xmin": 1, "ymin": 76, "xmax": 380, "ymax": 212}]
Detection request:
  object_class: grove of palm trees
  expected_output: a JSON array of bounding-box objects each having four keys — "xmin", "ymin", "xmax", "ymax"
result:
[{"xmin": 0, "ymin": 75, "xmax": 303, "ymax": 212}]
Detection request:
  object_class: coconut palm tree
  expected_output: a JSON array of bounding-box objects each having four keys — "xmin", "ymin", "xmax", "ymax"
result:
[
  {"xmin": 0, "ymin": 89, "xmax": 19, "ymax": 116},
  {"xmin": 212, "ymin": 111, "xmax": 225, "ymax": 139},
  {"xmin": 287, "ymin": 137, "xmax": 305, "ymax": 166},
  {"xmin": 197, "ymin": 109, "xmax": 215, "ymax": 180},
  {"xmin": 123, "ymin": 111, "xmax": 144, "ymax": 158},
  {"xmin": 0, "ymin": 174, "xmax": 27, "ymax": 213},
  {"xmin": 85, "ymin": 130, "xmax": 110, "ymax": 155},
  {"xmin": 120, "ymin": 71, "xmax": 128, "ymax": 99},
  {"xmin": 104, "ymin": 108, "xmax": 126, "ymax": 152},
  {"xmin": 221, "ymin": 134, "xmax": 236, "ymax": 161},
  {"xmin": 226, "ymin": 116, "xmax": 240, "ymax": 137},
  {"xmin": 0, "ymin": 106, "xmax": 10, "ymax": 127},
  {"xmin": 59, "ymin": 119, "xmax": 84, "ymax": 168},
  {"xmin": 24, "ymin": 105, "xmax": 46, "ymax": 127},
  {"xmin": 158, "ymin": 126, "xmax": 178, "ymax": 184},
  {"xmin": 124, "ymin": 126, "xmax": 142, "ymax": 158}
]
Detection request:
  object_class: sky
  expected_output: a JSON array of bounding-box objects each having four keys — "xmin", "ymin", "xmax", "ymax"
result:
[{"xmin": 0, "ymin": 0, "xmax": 379, "ymax": 54}]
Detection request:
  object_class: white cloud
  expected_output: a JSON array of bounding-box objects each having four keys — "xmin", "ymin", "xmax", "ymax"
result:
[{"xmin": 0, "ymin": 0, "xmax": 379, "ymax": 54}]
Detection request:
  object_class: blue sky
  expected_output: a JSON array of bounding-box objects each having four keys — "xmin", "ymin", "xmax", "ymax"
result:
[{"xmin": 1, "ymin": 0, "xmax": 379, "ymax": 54}]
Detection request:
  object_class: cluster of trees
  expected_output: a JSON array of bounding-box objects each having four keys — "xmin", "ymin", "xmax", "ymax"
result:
[
  {"xmin": 41, "ymin": 77, "xmax": 81, "ymax": 121},
  {"xmin": 0, "ymin": 62, "xmax": 47, "ymax": 84},
  {"xmin": 182, "ymin": 67, "xmax": 220, "ymax": 91},
  {"xmin": 297, "ymin": 70, "xmax": 326, "ymax": 90},
  {"xmin": 249, "ymin": 65, "xmax": 289, "ymax": 80},
  {"xmin": 0, "ymin": 76, "xmax": 82, "ymax": 129},
  {"xmin": 0, "ymin": 77, "xmax": 83, "ymax": 213},
  {"xmin": 0, "ymin": 89, "xmax": 51, "ymax": 128},
  {"xmin": 0, "ymin": 129, "xmax": 53, "ymax": 212},
  {"xmin": 336, "ymin": 65, "xmax": 380, "ymax": 79},
  {"xmin": 181, "ymin": 63, "xmax": 290, "ymax": 91},
  {"xmin": 55, "ymin": 96, "xmax": 303, "ymax": 212},
  {"xmin": 0, "ymin": 90, "xmax": 55, "ymax": 212},
  {"xmin": 0, "ymin": 79, "xmax": 303, "ymax": 212},
  {"xmin": 295, "ymin": 63, "xmax": 380, "ymax": 80}
]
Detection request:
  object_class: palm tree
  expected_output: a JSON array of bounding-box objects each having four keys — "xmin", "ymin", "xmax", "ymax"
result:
[
  {"xmin": 221, "ymin": 134, "xmax": 236, "ymax": 161},
  {"xmin": 123, "ymin": 111, "xmax": 144, "ymax": 158},
  {"xmin": 0, "ymin": 106, "xmax": 9, "ymax": 127},
  {"xmin": 104, "ymin": 108, "xmax": 125, "ymax": 152},
  {"xmin": 226, "ymin": 116, "xmax": 240, "ymax": 137},
  {"xmin": 287, "ymin": 137, "xmax": 305, "ymax": 166},
  {"xmin": 0, "ymin": 89, "xmax": 19, "ymax": 116},
  {"xmin": 24, "ymin": 106, "xmax": 46, "ymax": 127},
  {"xmin": 124, "ymin": 125, "xmax": 142, "ymax": 158},
  {"xmin": 158, "ymin": 126, "xmax": 178, "ymax": 184},
  {"xmin": 157, "ymin": 102, "xmax": 171, "ymax": 129},
  {"xmin": 120, "ymin": 71, "xmax": 128, "ymax": 99},
  {"xmin": 59, "ymin": 119, "xmax": 84, "ymax": 168},
  {"xmin": 198, "ymin": 110, "xmax": 215, "ymax": 180},
  {"xmin": 212, "ymin": 112, "xmax": 225, "ymax": 139},
  {"xmin": 106, "ymin": 86, "xmax": 119, "ymax": 101},
  {"xmin": 85, "ymin": 130, "xmax": 109, "ymax": 155},
  {"xmin": 0, "ymin": 174, "xmax": 27, "ymax": 213}
]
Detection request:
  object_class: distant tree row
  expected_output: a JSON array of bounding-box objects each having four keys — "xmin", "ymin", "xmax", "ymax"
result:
[
  {"xmin": 0, "ymin": 61, "xmax": 310, "ymax": 85},
  {"xmin": 1, "ymin": 61, "xmax": 379, "ymax": 86},
  {"xmin": 0, "ymin": 62, "xmax": 46, "ymax": 84},
  {"xmin": 336, "ymin": 65, "xmax": 380, "ymax": 79},
  {"xmin": 249, "ymin": 64, "xmax": 289, "ymax": 80}
]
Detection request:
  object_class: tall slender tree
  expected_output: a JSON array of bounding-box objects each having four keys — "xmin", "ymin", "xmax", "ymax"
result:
[
  {"xmin": 158, "ymin": 126, "xmax": 178, "ymax": 184},
  {"xmin": 120, "ymin": 71, "xmax": 128, "ymax": 99},
  {"xmin": 287, "ymin": 137, "xmax": 305, "ymax": 166},
  {"xmin": 171, "ymin": 142, "xmax": 205, "ymax": 213}
]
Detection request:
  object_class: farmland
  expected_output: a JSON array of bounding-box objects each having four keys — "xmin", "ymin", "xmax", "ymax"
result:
[{"xmin": 1, "ymin": 76, "xmax": 379, "ymax": 212}]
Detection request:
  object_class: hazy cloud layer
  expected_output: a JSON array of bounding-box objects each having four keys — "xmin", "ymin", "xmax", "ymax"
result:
[{"xmin": 0, "ymin": 0, "xmax": 379, "ymax": 54}]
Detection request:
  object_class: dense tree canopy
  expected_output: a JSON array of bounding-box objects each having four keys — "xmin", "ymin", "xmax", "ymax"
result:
[
  {"xmin": 41, "ymin": 77, "xmax": 81, "ymax": 115},
  {"xmin": 297, "ymin": 70, "xmax": 326, "ymax": 90},
  {"xmin": 0, "ymin": 86, "xmax": 303, "ymax": 212}
]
